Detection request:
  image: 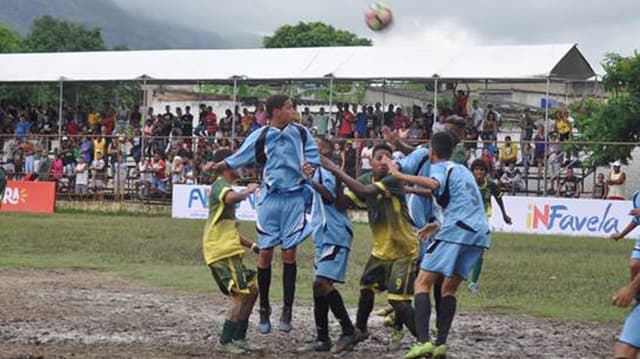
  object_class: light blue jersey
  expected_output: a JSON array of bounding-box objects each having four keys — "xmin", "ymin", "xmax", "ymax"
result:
[
  {"xmin": 225, "ymin": 123, "xmax": 320, "ymax": 195},
  {"xmin": 398, "ymin": 148, "xmax": 432, "ymax": 230},
  {"xmin": 311, "ymin": 168, "xmax": 353, "ymax": 249},
  {"xmin": 430, "ymin": 161, "xmax": 490, "ymax": 248},
  {"xmin": 632, "ymin": 190, "xmax": 640, "ymax": 259}
]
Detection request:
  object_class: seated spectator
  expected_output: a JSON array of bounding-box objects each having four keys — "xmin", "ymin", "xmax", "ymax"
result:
[
  {"xmin": 500, "ymin": 163, "xmax": 525, "ymax": 193},
  {"xmin": 431, "ymin": 113, "xmax": 447, "ymax": 135},
  {"xmin": 593, "ymin": 173, "xmax": 607, "ymax": 199},
  {"xmin": 558, "ymin": 167, "xmax": 580, "ymax": 198},
  {"xmin": 171, "ymin": 155, "xmax": 185, "ymax": 185},
  {"xmin": 408, "ymin": 120, "xmax": 424, "ymax": 140},
  {"xmin": 499, "ymin": 136, "xmax": 518, "ymax": 168},
  {"xmin": 606, "ymin": 161, "xmax": 626, "ymax": 200},
  {"xmin": 396, "ymin": 120, "xmax": 410, "ymax": 139},
  {"xmin": 464, "ymin": 116, "xmax": 479, "ymax": 150}
]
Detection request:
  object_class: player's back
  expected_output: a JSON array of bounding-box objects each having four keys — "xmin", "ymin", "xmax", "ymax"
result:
[{"xmin": 311, "ymin": 168, "xmax": 353, "ymax": 249}]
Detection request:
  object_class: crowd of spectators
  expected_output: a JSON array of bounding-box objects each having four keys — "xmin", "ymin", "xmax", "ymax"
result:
[{"xmin": 0, "ymin": 89, "xmax": 625, "ymax": 201}]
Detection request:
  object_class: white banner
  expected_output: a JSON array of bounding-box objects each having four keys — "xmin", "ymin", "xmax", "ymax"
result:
[
  {"xmin": 489, "ymin": 196, "xmax": 639, "ymax": 238},
  {"xmin": 171, "ymin": 184, "xmax": 258, "ymax": 221}
]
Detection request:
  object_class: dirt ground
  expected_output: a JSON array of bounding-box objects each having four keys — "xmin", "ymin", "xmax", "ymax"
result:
[{"xmin": 0, "ymin": 268, "xmax": 619, "ymax": 359}]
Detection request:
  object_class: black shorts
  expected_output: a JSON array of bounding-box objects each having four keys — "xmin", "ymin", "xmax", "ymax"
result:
[{"xmin": 360, "ymin": 255, "xmax": 416, "ymax": 301}]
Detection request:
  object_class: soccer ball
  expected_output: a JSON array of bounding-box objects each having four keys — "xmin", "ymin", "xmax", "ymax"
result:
[{"xmin": 365, "ymin": 2, "xmax": 393, "ymax": 31}]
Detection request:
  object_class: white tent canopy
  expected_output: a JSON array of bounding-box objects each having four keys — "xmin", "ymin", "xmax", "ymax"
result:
[{"xmin": 0, "ymin": 43, "xmax": 595, "ymax": 83}]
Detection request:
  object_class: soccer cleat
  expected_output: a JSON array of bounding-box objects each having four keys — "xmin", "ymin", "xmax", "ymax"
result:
[
  {"xmin": 468, "ymin": 282, "xmax": 479, "ymax": 295},
  {"xmin": 332, "ymin": 334, "xmax": 356, "ymax": 354},
  {"xmin": 296, "ymin": 340, "xmax": 332, "ymax": 352},
  {"xmin": 279, "ymin": 305, "xmax": 293, "ymax": 333},
  {"xmin": 233, "ymin": 339, "xmax": 264, "ymax": 353},
  {"xmin": 383, "ymin": 312, "xmax": 395, "ymax": 328},
  {"xmin": 433, "ymin": 344, "xmax": 448, "ymax": 358},
  {"xmin": 374, "ymin": 304, "xmax": 395, "ymax": 316},
  {"xmin": 258, "ymin": 306, "xmax": 271, "ymax": 335},
  {"xmin": 389, "ymin": 328, "xmax": 405, "ymax": 351},
  {"xmin": 404, "ymin": 341, "xmax": 434, "ymax": 359},
  {"xmin": 217, "ymin": 342, "xmax": 246, "ymax": 355}
]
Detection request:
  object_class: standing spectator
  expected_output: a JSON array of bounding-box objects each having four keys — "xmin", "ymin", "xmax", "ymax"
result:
[
  {"xmin": 342, "ymin": 141, "xmax": 356, "ymax": 178},
  {"xmin": 373, "ymin": 103, "xmax": 384, "ymax": 133},
  {"xmin": 408, "ymin": 120, "xmax": 424, "ymax": 140},
  {"xmin": 67, "ymin": 118, "xmax": 79, "ymax": 137},
  {"xmin": 366, "ymin": 105, "xmax": 376, "ymax": 137},
  {"xmin": 113, "ymin": 152, "xmax": 128, "ymax": 202},
  {"xmin": 392, "ymin": 106, "xmax": 409, "ymax": 131},
  {"xmin": 87, "ymin": 107, "xmax": 101, "ymax": 132},
  {"xmin": 558, "ymin": 167, "xmax": 580, "ymax": 198},
  {"xmin": 431, "ymin": 113, "xmax": 447, "ymax": 135},
  {"xmin": 93, "ymin": 135, "xmax": 106, "ymax": 164},
  {"xmin": 61, "ymin": 137, "xmax": 76, "ymax": 177},
  {"xmin": 519, "ymin": 108, "xmax": 535, "ymax": 152},
  {"xmin": 15, "ymin": 114, "xmax": 31, "ymax": 143},
  {"xmin": 241, "ymin": 108, "xmax": 254, "ymax": 135},
  {"xmin": 470, "ymin": 100, "xmax": 484, "ymax": 135},
  {"xmin": 354, "ymin": 105, "xmax": 368, "ymax": 138},
  {"xmin": 255, "ymin": 103, "xmax": 267, "ymax": 126},
  {"xmin": 314, "ymin": 107, "xmax": 329, "ymax": 137},
  {"xmin": 181, "ymin": 106, "xmax": 194, "ymax": 137},
  {"xmin": 220, "ymin": 109, "xmax": 233, "ymax": 136},
  {"xmin": 22, "ymin": 137, "xmax": 36, "ymax": 174},
  {"xmin": 486, "ymin": 104, "xmax": 502, "ymax": 132},
  {"xmin": 205, "ymin": 106, "xmax": 218, "ymax": 136},
  {"xmin": 130, "ymin": 104, "xmax": 142, "ymax": 129},
  {"xmin": 360, "ymin": 141, "xmax": 373, "ymax": 175},
  {"xmin": 593, "ymin": 173, "xmax": 607, "ymax": 199},
  {"xmin": 481, "ymin": 111, "xmax": 498, "ymax": 142},
  {"xmin": 172, "ymin": 107, "xmax": 184, "ymax": 136},
  {"xmin": 301, "ymin": 107, "xmax": 313, "ymax": 128},
  {"xmin": 383, "ymin": 104, "xmax": 395, "ymax": 128},
  {"xmin": 115, "ymin": 103, "xmax": 129, "ymax": 134},
  {"xmin": 51, "ymin": 151, "xmax": 64, "ymax": 182},
  {"xmin": 91, "ymin": 150, "xmax": 106, "ymax": 201},
  {"xmin": 332, "ymin": 142, "xmax": 344, "ymax": 168},
  {"xmin": 555, "ymin": 111, "xmax": 572, "ymax": 141},
  {"xmin": 532, "ymin": 124, "xmax": 546, "ymax": 175},
  {"xmin": 151, "ymin": 152, "xmax": 168, "ymax": 193},
  {"xmin": 339, "ymin": 104, "xmax": 354, "ymax": 138},
  {"xmin": 37, "ymin": 149, "xmax": 52, "ymax": 181},
  {"xmin": 607, "ymin": 161, "xmax": 626, "ymax": 200},
  {"xmin": 452, "ymin": 83, "xmax": 470, "ymax": 117},
  {"xmin": 74, "ymin": 156, "xmax": 89, "ymax": 197}
]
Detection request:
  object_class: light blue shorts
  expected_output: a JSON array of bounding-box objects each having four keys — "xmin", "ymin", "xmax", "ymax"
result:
[
  {"xmin": 631, "ymin": 240, "xmax": 640, "ymax": 260},
  {"xmin": 315, "ymin": 244, "xmax": 350, "ymax": 283},
  {"xmin": 619, "ymin": 303, "xmax": 640, "ymax": 349},
  {"xmin": 255, "ymin": 191, "xmax": 312, "ymax": 250},
  {"xmin": 420, "ymin": 240, "xmax": 484, "ymax": 280}
]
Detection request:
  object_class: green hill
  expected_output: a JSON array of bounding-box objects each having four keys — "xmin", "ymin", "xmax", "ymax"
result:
[{"xmin": 0, "ymin": 0, "xmax": 231, "ymax": 50}]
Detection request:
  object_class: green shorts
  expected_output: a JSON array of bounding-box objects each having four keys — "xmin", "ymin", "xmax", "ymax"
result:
[
  {"xmin": 360, "ymin": 255, "xmax": 416, "ymax": 301},
  {"xmin": 209, "ymin": 255, "xmax": 257, "ymax": 296}
]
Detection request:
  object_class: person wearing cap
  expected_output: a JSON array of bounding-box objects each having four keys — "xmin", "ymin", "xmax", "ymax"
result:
[{"xmin": 607, "ymin": 161, "xmax": 626, "ymax": 200}]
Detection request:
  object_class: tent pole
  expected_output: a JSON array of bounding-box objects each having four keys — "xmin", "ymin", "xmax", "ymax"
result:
[
  {"xmin": 58, "ymin": 79, "xmax": 63, "ymax": 142},
  {"xmin": 543, "ymin": 77, "xmax": 550, "ymax": 197},
  {"xmin": 484, "ymin": 80, "xmax": 488, "ymax": 105},
  {"xmin": 231, "ymin": 78, "xmax": 237, "ymax": 145},
  {"xmin": 433, "ymin": 77, "xmax": 438, "ymax": 125},
  {"xmin": 141, "ymin": 77, "xmax": 147, "ymax": 161},
  {"xmin": 382, "ymin": 79, "xmax": 386, "ymax": 112},
  {"xmin": 328, "ymin": 77, "xmax": 334, "ymax": 136}
]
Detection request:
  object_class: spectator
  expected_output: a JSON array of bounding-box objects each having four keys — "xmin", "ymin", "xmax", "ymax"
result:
[
  {"xmin": 354, "ymin": 105, "xmax": 368, "ymax": 138},
  {"xmin": 171, "ymin": 155, "xmax": 184, "ymax": 185},
  {"xmin": 93, "ymin": 135, "xmax": 106, "ymax": 162},
  {"xmin": 486, "ymin": 104, "xmax": 502, "ymax": 132},
  {"xmin": 241, "ymin": 107, "xmax": 254, "ymax": 135},
  {"xmin": 392, "ymin": 106, "xmax": 409, "ymax": 131},
  {"xmin": 500, "ymin": 163, "xmax": 524, "ymax": 193},
  {"xmin": 408, "ymin": 120, "xmax": 424, "ymax": 140},
  {"xmin": 383, "ymin": 104, "xmax": 395, "ymax": 128},
  {"xmin": 314, "ymin": 107, "xmax": 329, "ymax": 137},
  {"xmin": 470, "ymin": 100, "xmax": 484, "ymax": 135},
  {"xmin": 52, "ymin": 151, "xmax": 64, "ymax": 182},
  {"xmin": 606, "ymin": 161, "xmax": 626, "ymax": 200},
  {"xmin": 22, "ymin": 136, "xmax": 36, "ymax": 174},
  {"xmin": 115, "ymin": 103, "xmax": 129, "ymax": 134},
  {"xmin": 301, "ymin": 107, "xmax": 313, "ymax": 128},
  {"xmin": 219, "ymin": 109, "xmax": 233, "ymax": 136},
  {"xmin": 342, "ymin": 141, "xmax": 356, "ymax": 178},
  {"xmin": 113, "ymin": 152, "xmax": 128, "ymax": 202},
  {"xmin": 332, "ymin": 142, "xmax": 343, "ymax": 168},
  {"xmin": 74, "ymin": 156, "xmax": 89, "ymax": 197},
  {"xmin": 555, "ymin": 111, "xmax": 572, "ymax": 141},
  {"xmin": 431, "ymin": 113, "xmax": 447, "ymax": 135},
  {"xmin": 499, "ymin": 136, "xmax": 518, "ymax": 169},
  {"xmin": 593, "ymin": 173, "xmax": 607, "ymax": 199},
  {"xmin": 151, "ymin": 152, "xmax": 168, "ymax": 193},
  {"xmin": 480, "ymin": 147, "xmax": 496, "ymax": 178},
  {"xmin": 396, "ymin": 120, "xmax": 410, "ymax": 139},
  {"xmin": 90, "ymin": 150, "xmax": 106, "ymax": 201},
  {"xmin": 558, "ymin": 167, "xmax": 580, "ymax": 198},
  {"xmin": 37, "ymin": 149, "xmax": 52, "ymax": 181},
  {"xmin": 130, "ymin": 104, "xmax": 142, "ymax": 129},
  {"xmin": 464, "ymin": 116, "xmax": 479, "ymax": 150},
  {"xmin": 360, "ymin": 141, "xmax": 373, "ymax": 175},
  {"xmin": 15, "ymin": 114, "xmax": 31, "ymax": 143},
  {"xmin": 205, "ymin": 106, "xmax": 218, "ymax": 136},
  {"xmin": 339, "ymin": 104, "xmax": 354, "ymax": 138},
  {"xmin": 67, "ymin": 118, "xmax": 80, "ymax": 137},
  {"xmin": 373, "ymin": 103, "xmax": 384, "ymax": 132},
  {"xmin": 366, "ymin": 105, "xmax": 376, "ymax": 137},
  {"xmin": 519, "ymin": 108, "xmax": 535, "ymax": 151},
  {"xmin": 481, "ymin": 111, "xmax": 498, "ymax": 142},
  {"xmin": 172, "ymin": 107, "xmax": 184, "ymax": 136},
  {"xmin": 452, "ymin": 82, "xmax": 470, "ymax": 117},
  {"xmin": 60, "ymin": 137, "xmax": 76, "ymax": 176},
  {"xmin": 532, "ymin": 124, "xmax": 546, "ymax": 175},
  {"xmin": 255, "ymin": 103, "xmax": 267, "ymax": 127},
  {"xmin": 87, "ymin": 107, "xmax": 101, "ymax": 131},
  {"xmin": 80, "ymin": 136, "xmax": 93, "ymax": 165}
]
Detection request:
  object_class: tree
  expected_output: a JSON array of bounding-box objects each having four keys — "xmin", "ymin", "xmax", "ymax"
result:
[
  {"xmin": 264, "ymin": 22, "xmax": 372, "ymax": 48},
  {"xmin": 26, "ymin": 15, "xmax": 106, "ymax": 52},
  {"xmin": 0, "ymin": 22, "xmax": 24, "ymax": 53},
  {"xmin": 570, "ymin": 52, "xmax": 640, "ymax": 166}
]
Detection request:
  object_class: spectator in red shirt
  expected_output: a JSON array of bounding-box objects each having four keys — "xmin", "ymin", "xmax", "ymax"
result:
[
  {"xmin": 392, "ymin": 106, "xmax": 409, "ymax": 131},
  {"xmin": 151, "ymin": 152, "xmax": 167, "ymax": 193},
  {"xmin": 67, "ymin": 119, "xmax": 79, "ymax": 136},
  {"xmin": 453, "ymin": 82, "xmax": 470, "ymax": 117},
  {"xmin": 339, "ymin": 104, "xmax": 355, "ymax": 138},
  {"xmin": 205, "ymin": 106, "xmax": 218, "ymax": 136}
]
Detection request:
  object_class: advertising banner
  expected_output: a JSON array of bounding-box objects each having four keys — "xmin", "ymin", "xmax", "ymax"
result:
[
  {"xmin": 1, "ymin": 181, "xmax": 56, "ymax": 214},
  {"xmin": 171, "ymin": 184, "xmax": 258, "ymax": 221}
]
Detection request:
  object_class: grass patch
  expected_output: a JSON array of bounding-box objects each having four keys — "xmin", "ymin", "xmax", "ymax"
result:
[{"xmin": 0, "ymin": 212, "xmax": 634, "ymax": 323}]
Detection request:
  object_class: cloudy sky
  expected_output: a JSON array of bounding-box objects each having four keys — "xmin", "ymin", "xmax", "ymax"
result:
[{"xmin": 113, "ymin": 0, "xmax": 637, "ymax": 66}]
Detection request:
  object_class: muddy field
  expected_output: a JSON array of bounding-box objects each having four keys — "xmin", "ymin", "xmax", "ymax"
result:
[{"xmin": 0, "ymin": 268, "xmax": 618, "ymax": 359}]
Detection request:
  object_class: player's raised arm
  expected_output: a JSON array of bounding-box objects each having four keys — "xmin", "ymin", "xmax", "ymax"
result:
[{"xmin": 386, "ymin": 158, "xmax": 439, "ymax": 191}]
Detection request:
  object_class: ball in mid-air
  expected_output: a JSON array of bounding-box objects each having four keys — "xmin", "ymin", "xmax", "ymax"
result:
[{"xmin": 365, "ymin": 2, "xmax": 393, "ymax": 31}]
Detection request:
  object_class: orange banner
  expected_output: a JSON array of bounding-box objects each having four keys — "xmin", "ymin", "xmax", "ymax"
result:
[{"xmin": 1, "ymin": 181, "xmax": 56, "ymax": 214}]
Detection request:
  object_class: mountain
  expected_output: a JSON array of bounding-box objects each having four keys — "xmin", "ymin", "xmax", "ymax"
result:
[{"xmin": 0, "ymin": 0, "xmax": 236, "ymax": 50}]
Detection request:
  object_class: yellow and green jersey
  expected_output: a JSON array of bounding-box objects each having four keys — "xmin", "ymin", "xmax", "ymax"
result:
[
  {"xmin": 478, "ymin": 178, "xmax": 502, "ymax": 218},
  {"xmin": 202, "ymin": 178, "xmax": 244, "ymax": 265},
  {"xmin": 346, "ymin": 172, "xmax": 417, "ymax": 261}
]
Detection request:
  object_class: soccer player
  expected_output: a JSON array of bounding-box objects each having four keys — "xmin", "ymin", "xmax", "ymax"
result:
[
  {"xmin": 386, "ymin": 132, "xmax": 490, "ymax": 359},
  {"xmin": 299, "ymin": 137, "xmax": 356, "ymax": 353},
  {"xmin": 610, "ymin": 190, "xmax": 640, "ymax": 359},
  {"xmin": 320, "ymin": 143, "xmax": 418, "ymax": 350},
  {"xmin": 206, "ymin": 94, "xmax": 320, "ymax": 334},
  {"xmin": 203, "ymin": 149, "xmax": 261, "ymax": 354},
  {"xmin": 468, "ymin": 159, "xmax": 512, "ymax": 293}
]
